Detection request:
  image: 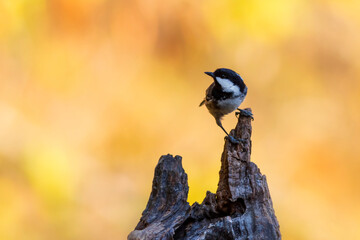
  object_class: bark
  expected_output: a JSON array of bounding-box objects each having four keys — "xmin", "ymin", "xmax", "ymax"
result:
[{"xmin": 128, "ymin": 108, "xmax": 281, "ymax": 240}]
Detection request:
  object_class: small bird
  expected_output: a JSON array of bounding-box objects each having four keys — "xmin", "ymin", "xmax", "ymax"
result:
[{"xmin": 200, "ymin": 68, "xmax": 253, "ymax": 144}]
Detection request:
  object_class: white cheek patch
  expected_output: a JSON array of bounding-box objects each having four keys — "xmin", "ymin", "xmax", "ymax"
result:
[{"xmin": 216, "ymin": 77, "xmax": 240, "ymax": 95}]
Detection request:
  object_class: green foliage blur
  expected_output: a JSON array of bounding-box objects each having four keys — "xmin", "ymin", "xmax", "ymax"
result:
[{"xmin": 1, "ymin": 0, "xmax": 360, "ymax": 239}]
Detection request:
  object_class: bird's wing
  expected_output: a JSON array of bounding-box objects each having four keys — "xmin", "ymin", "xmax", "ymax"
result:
[
  {"xmin": 205, "ymin": 83, "xmax": 215, "ymax": 101},
  {"xmin": 199, "ymin": 83, "xmax": 215, "ymax": 107}
]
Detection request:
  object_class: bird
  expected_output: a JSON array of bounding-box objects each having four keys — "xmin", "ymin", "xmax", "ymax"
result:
[{"xmin": 199, "ymin": 68, "xmax": 253, "ymax": 144}]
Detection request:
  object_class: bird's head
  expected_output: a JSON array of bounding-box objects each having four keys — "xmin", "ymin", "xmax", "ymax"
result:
[{"xmin": 205, "ymin": 68, "xmax": 246, "ymax": 94}]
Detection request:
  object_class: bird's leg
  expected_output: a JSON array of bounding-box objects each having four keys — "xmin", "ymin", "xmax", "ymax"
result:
[
  {"xmin": 216, "ymin": 118, "xmax": 245, "ymax": 144},
  {"xmin": 236, "ymin": 108, "xmax": 254, "ymax": 120}
]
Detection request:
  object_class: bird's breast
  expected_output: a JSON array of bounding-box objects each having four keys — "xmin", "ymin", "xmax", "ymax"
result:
[
  {"xmin": 205, "ymin": 95, "xmax": 245, "ymax": 119},
  {"xmin": 216, "ymin": 96, "xmax": 244, "ymax": 113}
]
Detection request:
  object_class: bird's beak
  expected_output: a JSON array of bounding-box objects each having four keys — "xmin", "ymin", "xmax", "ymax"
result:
[{"xmin": 204, "ymin": 72, "xmax": 215, "ymax": 78}]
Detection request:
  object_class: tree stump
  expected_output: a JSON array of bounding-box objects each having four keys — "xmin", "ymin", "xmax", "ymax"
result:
[{"xmin": 128, "ymin": 108, "xmax": 281, "ymax": 240}]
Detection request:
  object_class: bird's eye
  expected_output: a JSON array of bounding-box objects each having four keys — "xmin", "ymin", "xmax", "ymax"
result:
[{"xmin": 221, "ymin": 74, "xmax": 226, "ymax": 78}]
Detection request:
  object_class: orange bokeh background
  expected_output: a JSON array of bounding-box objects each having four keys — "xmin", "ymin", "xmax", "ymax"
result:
[{"xmin": 1, "ymin": 0, "xmax": 360, "ymax": 239}]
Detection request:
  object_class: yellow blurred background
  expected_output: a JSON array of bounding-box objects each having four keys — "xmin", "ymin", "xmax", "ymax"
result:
[{"xmin": 1, "ymin": 0, "xmax": 360, "ymax": 239}]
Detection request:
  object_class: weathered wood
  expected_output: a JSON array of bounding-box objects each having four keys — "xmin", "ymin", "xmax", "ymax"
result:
[
  {"xmin": 128, "ymin": 155, "xmax": 191, "ymax": 240},
  {"xmin": 128, "ymin": 108, "xmax": 281, "ymax": 240}
]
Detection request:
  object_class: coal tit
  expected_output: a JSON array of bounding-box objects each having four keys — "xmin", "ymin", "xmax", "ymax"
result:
[{"xmin": 199, "ymin": 68, "xmax": 253, "ymax": 144}]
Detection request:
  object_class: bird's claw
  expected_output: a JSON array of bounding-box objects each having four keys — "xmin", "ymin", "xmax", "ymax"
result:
[
  {"xmin": 226, "ymin": 135, "xmax": 247, "ymax": 144},
  {"xmin": 236, "ymin": 109, "xmax": 254, "ymax": 120}
]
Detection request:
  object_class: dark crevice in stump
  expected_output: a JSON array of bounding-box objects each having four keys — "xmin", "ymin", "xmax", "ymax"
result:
[{"xmin": 128, "ymin": 108, "xmax": 281, "ymax": 240}]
